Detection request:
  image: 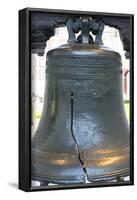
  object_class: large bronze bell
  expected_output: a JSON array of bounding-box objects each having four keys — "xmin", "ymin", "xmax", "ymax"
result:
[{"xmin": 31, "ymin": 18, "xmax": 129, "ymax": 185}]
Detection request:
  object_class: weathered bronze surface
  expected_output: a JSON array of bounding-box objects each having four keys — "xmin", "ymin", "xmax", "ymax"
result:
[{"xmin": 31, "ymin": 43, "xmax": 129, "ymax": 184}]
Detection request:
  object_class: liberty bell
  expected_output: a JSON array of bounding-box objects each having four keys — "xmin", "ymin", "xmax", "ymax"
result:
[{"xmin": 31, "ymin": 17, "xmax": 129, "ymax": 185}]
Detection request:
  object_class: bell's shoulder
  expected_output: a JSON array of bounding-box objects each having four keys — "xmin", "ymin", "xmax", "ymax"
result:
[{"xmin": 47, "ymin": 43, "xmax": 121, "ymax": 60}]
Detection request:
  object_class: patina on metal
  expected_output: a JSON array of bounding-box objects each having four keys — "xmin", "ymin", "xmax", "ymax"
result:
[{"xmin": 31, "ymin": 17, "xmax": 129, "ymax": 185}]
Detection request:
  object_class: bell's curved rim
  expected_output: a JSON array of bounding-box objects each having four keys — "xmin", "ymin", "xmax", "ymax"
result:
[
  {"xmin": 87, "ymin": 168, "xmax": 129, "ymax": 182},
  {"xmin": 32, "ymin": 168, "xmax": 129, "ymax": 184}
]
